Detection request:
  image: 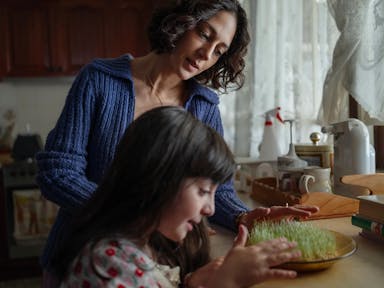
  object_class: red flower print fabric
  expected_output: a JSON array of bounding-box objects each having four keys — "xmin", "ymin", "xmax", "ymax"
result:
[{"xmin": 59, "ymin": 237, "xmax": 179, "ymax": 287}]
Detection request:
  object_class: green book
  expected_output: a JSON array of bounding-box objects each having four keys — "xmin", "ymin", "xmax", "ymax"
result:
[{"xmin": 351, "ymin": 215, "xmax": 384, "ymax": 237}]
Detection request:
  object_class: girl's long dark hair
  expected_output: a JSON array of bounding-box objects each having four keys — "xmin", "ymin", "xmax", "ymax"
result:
[
  {"xmin": 52, "ymin": 106, "xmax": 236, "ymax": 280},
  {"xmin": 148, "ymin": 0, "xmax": 250, "ymax": 91}
]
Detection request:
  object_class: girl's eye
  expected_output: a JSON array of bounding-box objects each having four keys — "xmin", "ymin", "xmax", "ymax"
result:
[{"xmin": 199, "ymin": 189, "xmax": 211, "ymax": 196}]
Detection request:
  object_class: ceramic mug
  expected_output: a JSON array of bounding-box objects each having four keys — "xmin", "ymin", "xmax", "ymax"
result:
[
  {"xmin": 299, "ymin": 167, "xmax": 332, "ymax": 193},
  {"xmin": 277, "ymin": 169, "xmax": 314, "ymax": 194}
]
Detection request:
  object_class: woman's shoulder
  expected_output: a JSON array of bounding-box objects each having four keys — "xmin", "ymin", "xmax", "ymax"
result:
[
  {"xmin": 82, "ymin": 54, "xmax": 134, "ymax": 81},
  {"xmin": 188, "ymin": 79, "xmax": 220, "ymax": 105}
]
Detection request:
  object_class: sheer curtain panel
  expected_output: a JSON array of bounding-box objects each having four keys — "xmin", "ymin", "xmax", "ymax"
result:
[
  {"xmin": 221, "ymin": 0, "xmax": 338, "ymax": 157},
  {"xmin": 318, "ymin": 0, "xmax": 384, "ymax": 126}
]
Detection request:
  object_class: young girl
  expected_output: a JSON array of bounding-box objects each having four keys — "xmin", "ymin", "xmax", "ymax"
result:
[{"xmin": 53, "ymin": 106, "xmax": 301, "ymax": 288}]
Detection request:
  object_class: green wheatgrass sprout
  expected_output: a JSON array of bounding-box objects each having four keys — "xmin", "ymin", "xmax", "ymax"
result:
[{"xmin": 248, "ymin": 220, "xmax": 337, "ymax": 261}]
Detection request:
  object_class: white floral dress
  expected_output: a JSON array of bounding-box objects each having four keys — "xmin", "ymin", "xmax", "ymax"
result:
[{"xmin": 60, "ymin": 237, "xmax": 180, "ymax": 288}]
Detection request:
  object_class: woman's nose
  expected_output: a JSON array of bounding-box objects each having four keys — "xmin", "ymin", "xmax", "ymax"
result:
[{"xmin": 198, "ymin": 44, "xmax": 215, "ymax": 60}]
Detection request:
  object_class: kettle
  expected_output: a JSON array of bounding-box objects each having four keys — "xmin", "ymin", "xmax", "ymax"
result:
[
  {"xmin": 321, "ymin": 118, "xmax": 375, "ymax": 196},
  {"xmin": 11, "ymin": 134, "xmax": 43, "ymax": 162}
]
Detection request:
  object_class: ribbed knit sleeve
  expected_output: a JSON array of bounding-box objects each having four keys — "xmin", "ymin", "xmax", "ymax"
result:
[
  {"xmin": 36, "ymin": 56, "xmax": 136, "ymax": 269},
  {"xmin": 187, "ymin": 94, "xmax": 250, "ymax": 232},
  {"xmin": 36, "ymin": 66, "xmax": 98, "ymax": 213}
]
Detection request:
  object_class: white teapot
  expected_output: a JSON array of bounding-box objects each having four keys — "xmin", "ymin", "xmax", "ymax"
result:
[{"xmin": 299, "ymin": 167, "xmax": 332, "ymax": 193}]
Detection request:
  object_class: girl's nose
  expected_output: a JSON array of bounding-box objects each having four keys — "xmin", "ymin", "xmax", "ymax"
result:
[{"xmin": 202, "ymin": 199, "xmax": 215, "ymax": 217}]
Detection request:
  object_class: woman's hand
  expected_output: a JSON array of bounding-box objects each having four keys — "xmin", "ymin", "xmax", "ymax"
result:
[
  {"xmin": 207, "ymin": 225, "xmax": 301, "ymax": 288},
  {"xmin": 239, "ymin": 205, "xmax": 320, "ymax": 230}
]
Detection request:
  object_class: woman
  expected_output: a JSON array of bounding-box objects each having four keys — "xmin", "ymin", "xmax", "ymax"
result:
[
  {"xmin": 37, "ymin": 0, "xmax": 318, "ymax": 285},
  {"xmin": 54, "ymin": 106, "xmax": 301, "ymax": 287}
]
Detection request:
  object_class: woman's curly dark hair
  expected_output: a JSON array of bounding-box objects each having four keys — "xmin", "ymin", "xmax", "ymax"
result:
[{"xmin": 148, "ymin": 0, "xmax": 250, "ymax": 91}]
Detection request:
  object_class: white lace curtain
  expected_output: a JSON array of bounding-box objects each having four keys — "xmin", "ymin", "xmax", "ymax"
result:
[
  {"xmin": 318, "ymin": 0, "xmax": 384, "ymax": 126},
  {"xmin": 220, "ymin": 0, "xmax": 339, "ymax": 157},
  {"xmin": 220, "ymin": 0, "xmax": 384, "ymax": 157}
]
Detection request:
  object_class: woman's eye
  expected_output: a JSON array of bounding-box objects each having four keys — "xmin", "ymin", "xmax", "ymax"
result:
[
  {"xmin": 214, "ymin": 49, "xmax": 223, "ymax": 57},
  {"xmin": 199, "ymin": 30, "xmax": 209, "ymax": 40}
]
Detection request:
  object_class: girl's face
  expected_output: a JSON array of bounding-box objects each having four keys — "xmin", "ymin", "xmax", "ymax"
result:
[
  {"xmin": 169, "ymin": 10, "xmax": 237, "ymax": 80},
  {"xmin": 158, "ymin": 177, "xmax": 217, "ymax": 242}
]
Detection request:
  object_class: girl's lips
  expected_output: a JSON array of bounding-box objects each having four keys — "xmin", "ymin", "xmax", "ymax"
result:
[
  {"xmin": 187, "ymin": 222, "xmax": 194, "ymax": 231},
  {"xmin": 187, "ymin": 220, "xmax": 199, "ymax": 231}
]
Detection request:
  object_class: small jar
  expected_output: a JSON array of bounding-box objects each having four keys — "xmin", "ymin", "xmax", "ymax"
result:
[{"xmin": 295, "ymin": 132, "xmax": 333, "ymax": 175}]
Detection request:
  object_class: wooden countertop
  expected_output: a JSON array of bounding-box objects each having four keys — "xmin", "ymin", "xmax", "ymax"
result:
[{"xmin": 209, "ymin": 192, "xmax": 384, "ymax": 288}]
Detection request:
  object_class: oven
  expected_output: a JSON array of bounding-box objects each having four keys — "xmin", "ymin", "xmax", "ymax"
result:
[{"xmin": 0, "ymin": 134, "xmax": 58, "ymax": 280}]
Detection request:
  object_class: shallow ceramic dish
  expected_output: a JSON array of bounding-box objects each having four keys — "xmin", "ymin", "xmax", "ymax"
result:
[{"xmin": 280, "ymin": 230, "xmax": 357, "ymax": 272}]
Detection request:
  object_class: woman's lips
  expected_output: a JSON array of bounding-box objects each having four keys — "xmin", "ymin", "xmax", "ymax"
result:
[{"xmin": 186, "ymin": 58, "xmax": 199, "ymax": 71}]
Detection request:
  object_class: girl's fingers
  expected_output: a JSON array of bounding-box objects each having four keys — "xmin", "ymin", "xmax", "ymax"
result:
[
  {"xmin": 254, "ymin": 237, "xmax": 297, "ymax": 252},
  {"xmin": 252, "ymin": 267, "xmax": 298, "ymax": 285},
  {"xmin": 264, "ymin": 268, "xmax": 298, "ymax": 280},
  {"xmin": 266, "ymin": 250, "xmax": 302, "ymax": 267},
  {"xmin": 233, "ymin": 224, "xmax": 249, "ymax": 248}
]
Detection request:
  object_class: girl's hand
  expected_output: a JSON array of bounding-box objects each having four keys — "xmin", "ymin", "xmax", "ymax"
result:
[
  {"xmin": 185, "ymin": 257, "xmax": 224, "ymax": 287},
  {"xmin": 208, "ymin": 225, "xmax": 301, "ymax": 288}
]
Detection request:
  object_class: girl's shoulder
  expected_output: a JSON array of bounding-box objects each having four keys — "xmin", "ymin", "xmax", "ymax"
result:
[
  {"xmin": 61, "ymin": 237, "xmax": 162, "ymax": 287},
  {"xmin": 92, "ymin": 237, "xmax": 180, "ymax": 287},
  {"xmin": 92, "ymin": 237, "xmax": 156, "ymax": 271}
]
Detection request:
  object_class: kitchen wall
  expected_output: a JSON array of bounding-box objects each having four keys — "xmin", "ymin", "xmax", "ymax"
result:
[
  {"xmin": 0, "ymin": 77, "xmax": 244, "ymax": 158},
  {"xmin": 0, "ymin": 78, "xmax": 237, "ymax": 152},
  {"xmin": 0, "ymin": 77, "xmax": 72, "ymax": 145}
]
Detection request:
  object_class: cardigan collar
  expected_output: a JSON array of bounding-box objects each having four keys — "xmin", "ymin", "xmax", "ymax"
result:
[{"xmin": 91, "ymin": 54, "xmax": 219, "ymax": 105}]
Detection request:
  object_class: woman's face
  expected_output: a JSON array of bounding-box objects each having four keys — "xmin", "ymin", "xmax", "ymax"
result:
[
  {"xmin": 158, "ymin": 177, "xmax": 217, "ymax": 242},
  {"xmin": 169, "ymin": 10, "xmax": 237, "ymax": 80}
]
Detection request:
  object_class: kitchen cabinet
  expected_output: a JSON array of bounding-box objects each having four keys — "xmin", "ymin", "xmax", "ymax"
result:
[
  {"xmin": 0, "ymin": 8, "xmax": 7, "ymax": 77},
  {"xmin": 52, "ymin": 3, "xmax": 107, "ymax": 74},
  {"xmin": 0, "ymin": 0, "xmax": 156, "ymax": 78},
  {"xmin": 0, "ymin": 5, "xmax": 52, "ymax": 76}
]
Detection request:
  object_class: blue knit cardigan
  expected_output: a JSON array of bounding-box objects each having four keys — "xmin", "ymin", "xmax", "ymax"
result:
[{"xmin": 36, "ymin": 54, "xmax": 249, "ymax": 269}]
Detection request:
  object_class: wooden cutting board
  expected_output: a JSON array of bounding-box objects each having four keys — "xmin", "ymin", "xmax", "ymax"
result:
[
  {"xmin": 340, "ymin": 173, "xmax": 384, "ymax": 195},
  {"xmin": 300, "ymin": 192, "xmax": 359, "ymax": 220}
]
